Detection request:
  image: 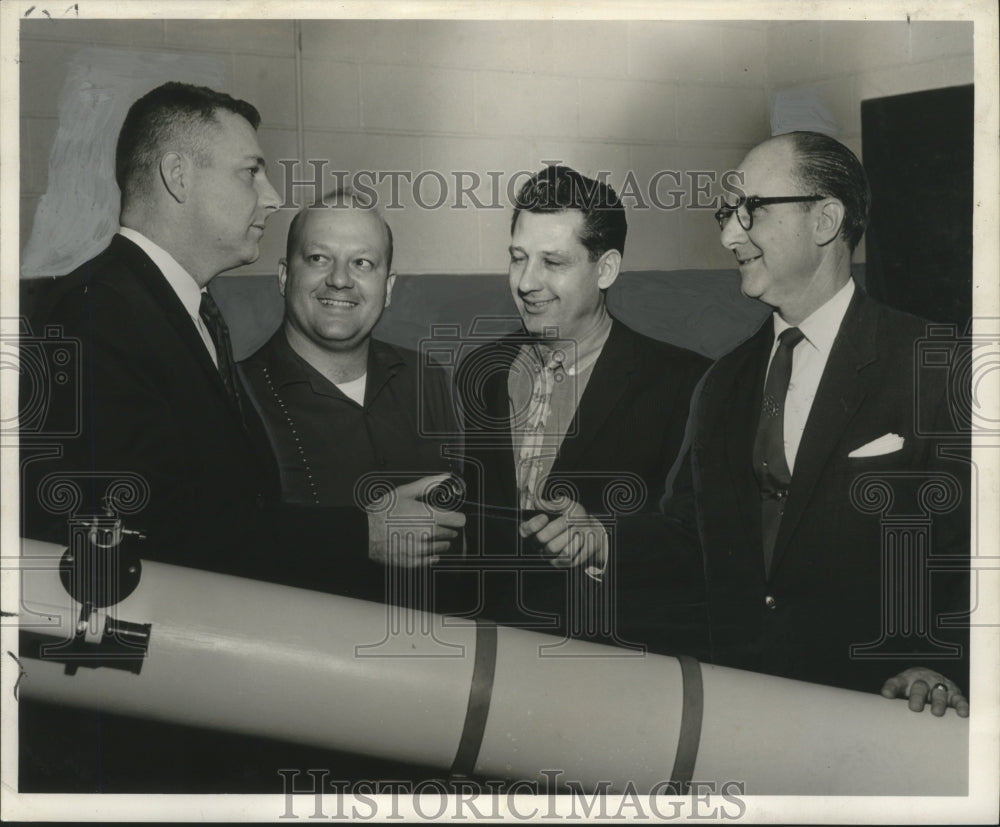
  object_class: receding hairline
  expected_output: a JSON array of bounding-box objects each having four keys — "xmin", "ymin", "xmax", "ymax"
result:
[
  {"xmin": 285, "ymin": 202, "xmax": 394, "ymax": 268},
  {"xmin": 771, "ymin": 133, "xmax": 808, "ymax": 186},
  {"xmin": 734, "ymin": 135, "xmax": 810, "ymax": 199},
  {"xmin": 753, "ymin": 132, "xmax": 832, "ymax": 186},
  {"xmin": 741, "ymin": 133, "xmax": 796, "ymax": 167}
]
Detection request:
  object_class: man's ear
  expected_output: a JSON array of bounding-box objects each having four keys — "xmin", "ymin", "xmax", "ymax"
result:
[
  {"xmin": 814, "ymin": 198, "xmax": 846, "ymax": 246},
  {"xmin": 596, "ymin": 249, "xmax": 622, "ymax": 290},
  {"xmin": 384, "ymin": 272, "xmax": 397, "ymax": 309},
  {"xmin": 159, "ymin": 151, "xmax": 191, "ymax": 204},
  {"xmin": 277, "ymin": 259, "xmax": 288, "ymax": 297}
]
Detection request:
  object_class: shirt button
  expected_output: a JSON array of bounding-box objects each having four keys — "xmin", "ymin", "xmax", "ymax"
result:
[{"xmin": 765, "ymin": 595, "xmax": 777, "ymax": 609}]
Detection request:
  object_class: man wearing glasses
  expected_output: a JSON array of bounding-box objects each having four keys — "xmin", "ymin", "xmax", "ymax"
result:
[
  {"xmin": 705, "ymin": 130, "xmax": 969, "ymax": 713},
  {"xmin": 544, "ymin": 131, "xmax": 970, "ymax": 714}
]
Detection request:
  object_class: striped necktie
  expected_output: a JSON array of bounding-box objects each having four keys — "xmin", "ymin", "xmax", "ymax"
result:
[{"xmin": 517, "ymin": 348, "xmax": 564, "ymax": 509}]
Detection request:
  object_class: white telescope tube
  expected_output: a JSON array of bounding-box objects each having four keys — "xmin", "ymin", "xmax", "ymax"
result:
[{"xmin": 15, "ymin": 538, "xmax": 967, "ymax": 795}]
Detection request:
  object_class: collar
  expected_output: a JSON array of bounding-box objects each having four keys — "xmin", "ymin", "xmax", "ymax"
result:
[
  {"xmin": 262, "ymin": 329, "xmax": 404, "ymax": 400},
  {"xmin": 530, "ymin": 311, "xmax": 613, "ymax": 376},
  {"xmin": 773, "ymin": 278, "xmax": 855, "ymax": 357},
  {"xmin": 119, "ymin": 227, "xmax": 203, "ymax": 321}
]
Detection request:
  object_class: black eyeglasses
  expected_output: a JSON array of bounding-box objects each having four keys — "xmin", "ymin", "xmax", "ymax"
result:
[{"xmin": 714, "ymin": 194, "xmax": 825, "ymax": 231}]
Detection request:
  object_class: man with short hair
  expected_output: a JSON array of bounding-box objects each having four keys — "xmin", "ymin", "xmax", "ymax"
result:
[
  {"xmin": 26, "ymin": 84, "xmax": 460, "ymax": 588},
  {"xmin": 21, "ymin": 82, "xmax": 461, "ymax": 790},
  {"xmin": 552, "ymin": 133, "xmax": 970, "ymax": 711},
  {"xmin": 452, "ymin": 165, "xmax": 709, "ymax": 651},
  {"xmin": 239, "ymin": 193, "xmax": 461, "ymax": 597}
]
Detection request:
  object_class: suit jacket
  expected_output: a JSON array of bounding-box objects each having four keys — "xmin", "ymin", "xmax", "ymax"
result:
[
  {"xmin": 17, "ymin": 235, "xmax": 452, "ymax": 792},
  {"xmin": 446, "ymin": 318, "xmax": 710, "ymax": 652},
  {"xmin": 23, "ymin": 234, "xmax": 369, "ymax": 591},
  {"xmin": 624, "ymin": 288, "xmax": 969, "ymax": 692}
]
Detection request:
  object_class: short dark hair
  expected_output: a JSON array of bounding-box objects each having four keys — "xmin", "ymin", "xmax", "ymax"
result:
[
  {"xmin": 285, "ymin": 188, "xmax": 394, "ymax": 272},
  {"xmin": 510, "ymin": 165, "xmax": 627, "ymax": 260},
  {"xmin": 782, "ymin": 131, "xmax": 871, "ymax": 252},
  {"xmin": 115, "ymin": 81, "xmax": 261, "ymax": 205}
]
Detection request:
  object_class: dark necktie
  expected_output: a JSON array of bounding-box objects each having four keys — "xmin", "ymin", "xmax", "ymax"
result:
[
  {"xmin": 752, "ymin": 326, "xmax": 805, "ymax": 575},
  {"xmin": 199, "ymin": 290, "xmax": 244, "ymax": 418}
]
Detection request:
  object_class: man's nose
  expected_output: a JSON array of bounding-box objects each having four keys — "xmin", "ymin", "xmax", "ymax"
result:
[
  {"xmin": 257, "ymin": 172, "xmax": 282, "ymax": 214},
  {"xmin": 719, "ymin": 210, "xmax": 748, "ymax": 250},
  {"xmin": 326, "ymin": 262, "xmax": 354, "ymax": 288},
  {"xmin": 516, "ymin": 258, "xmax": 541, "ymax": 293}
]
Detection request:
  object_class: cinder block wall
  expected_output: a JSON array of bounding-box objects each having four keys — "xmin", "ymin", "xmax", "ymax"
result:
[
  {"xmin": 19, "ymin": 20, "xmax": 770, "ymax": 277},
  {"xmin": 766, "ymin": 22, "xmax": 972, "ymax": 165},
  {"xmin": 19, "ymin": 19, "xmax": 972, "ymax": 280},
  {"xmin": 766, "ymin": 21, "xmax": 973, "ymax": 263}
]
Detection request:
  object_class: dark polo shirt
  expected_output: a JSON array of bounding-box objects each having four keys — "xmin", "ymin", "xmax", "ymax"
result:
[{"xmin": 239, "ymin": 330, "xmax": 458, "ymax": 508}]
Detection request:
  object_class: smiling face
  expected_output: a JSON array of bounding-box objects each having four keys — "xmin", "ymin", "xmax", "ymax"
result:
[
  {"xmin": 280, "ymin": 206, "xmax": 395, "ymax": 357},
  {"xmin": 508, "ymin": 210, "xmax": 619, "ymax": 342},
  {"xmin": 720, "ymin": 138, "xmax": 824, "ymax": 315},
  {"xmin": 186, "ymin": 109, "xmax": 281, "ymax": 279}
]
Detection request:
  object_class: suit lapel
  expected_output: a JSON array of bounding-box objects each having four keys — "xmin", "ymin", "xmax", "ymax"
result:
[
  {"xmin": 555, "ymin": 320, "xmax": 634, "ymax": 471},
  {"xmin": 112, "ymin": 236, "xmax": 240, "ymax": 412},
  {"xmin": 722, "ymin": 323, "xmax": 773, "ymax": 562},
  {"xmin": 770, "ymin": 290, "xmax": 879, "ymax": 573}
]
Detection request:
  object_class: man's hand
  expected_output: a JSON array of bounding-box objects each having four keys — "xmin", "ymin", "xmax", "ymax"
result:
[
  {"xmin": 519, "ymin": 500, "xmax": 608, "ymax": 570},
  {"xmin": 366, "ymin": 474, "xmax": 466, "ymax": 567},
  {"xmin": 880, "ymin": 667, "xmax": 969, "ymax": 717}
]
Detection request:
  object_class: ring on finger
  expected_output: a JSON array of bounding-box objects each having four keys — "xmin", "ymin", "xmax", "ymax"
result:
[{"xmin": 931, "ymin": 682, "xmax": 949, "ymax": 695}]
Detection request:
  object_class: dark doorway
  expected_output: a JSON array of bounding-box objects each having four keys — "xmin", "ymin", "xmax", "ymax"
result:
[{"xmin": 862, "ymin": 84, "xmax": 973, "ymax": 327}]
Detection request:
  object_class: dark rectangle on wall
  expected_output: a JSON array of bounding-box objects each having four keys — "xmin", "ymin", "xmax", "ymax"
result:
[{"xmin": 862, "ymin": 84, "xmax": 973, "ymax": 327}]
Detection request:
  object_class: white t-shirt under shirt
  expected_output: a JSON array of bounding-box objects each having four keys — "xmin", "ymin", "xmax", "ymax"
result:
[{"xmin": 335, "ymin": 374, "xmax": 367, "ymax": 406}]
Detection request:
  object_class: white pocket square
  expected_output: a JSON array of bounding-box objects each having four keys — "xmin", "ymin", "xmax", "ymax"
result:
[{"xmin": 849, "ymin": 433, "xmax": 905, "ymax": 458}]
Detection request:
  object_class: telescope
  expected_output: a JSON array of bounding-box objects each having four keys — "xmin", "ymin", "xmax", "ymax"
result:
[{"xmin": 14, "ymin": 523, "xmax": 967, "ymax": 796}]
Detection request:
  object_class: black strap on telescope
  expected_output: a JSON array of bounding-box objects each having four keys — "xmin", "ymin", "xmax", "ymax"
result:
[
  {"xmin": 450, "ymin": 619, "xmax": 498, "ymax": 779},
  {"xmin": 670, "ymin": 655, "xmax": 704, "ymax": 793},
  {"xmin": 448, "ymin": 625, "xmax": 702, "ymax": 785}
]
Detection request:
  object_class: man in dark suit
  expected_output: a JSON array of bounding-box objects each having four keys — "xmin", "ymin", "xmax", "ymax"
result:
[
  {"xmin": 697, "ymin": 132, "xmax": 968, "ymax": 710},
  {"xmin": 555, "ymin": 133, "xmax": 970, "ymax": 713},
  {"xmin": 24, "ymin": 82, "xmax": 462, "ymax": 590},
  {"xmin": 20, "ymin": 81, "xmax": 462, "ymax": 791},
  {"xmin": 450, "ymin": 165, "xmax": 709, "ymax": 652}
]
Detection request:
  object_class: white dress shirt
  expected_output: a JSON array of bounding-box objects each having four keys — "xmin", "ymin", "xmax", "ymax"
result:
[
  {"xmin": 118, "ymin": 227, "xmax": 218, "ymax": 367},
  {"xmin": 767, "ymin": 278, "xmax": 855, "ymax": 472}
]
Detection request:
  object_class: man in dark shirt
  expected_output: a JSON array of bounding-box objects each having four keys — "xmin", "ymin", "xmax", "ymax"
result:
[{"xmin": 240, "ymin": 190, "xmax": 460, "ymax": 600}]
